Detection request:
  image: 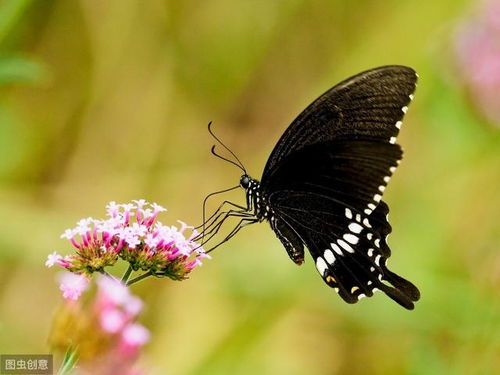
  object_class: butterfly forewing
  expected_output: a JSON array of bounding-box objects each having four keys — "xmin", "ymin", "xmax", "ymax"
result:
[{"xmin": 262, "ymin": 65, "xmax": 417, "ymax": 179}]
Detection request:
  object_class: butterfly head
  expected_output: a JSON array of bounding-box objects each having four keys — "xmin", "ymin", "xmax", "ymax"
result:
[{"xmin": 240, "ymin": 174, "xmax": 251, "ymax": 189}]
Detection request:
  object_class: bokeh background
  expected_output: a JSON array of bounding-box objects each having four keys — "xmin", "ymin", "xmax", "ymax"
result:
[{"xmin": 1, "ymin": 0, "xmax": 499, "ymax": 374}]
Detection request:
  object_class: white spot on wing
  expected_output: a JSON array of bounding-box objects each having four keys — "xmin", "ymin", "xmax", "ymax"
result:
[
  {"xmin": 358, "ymin": 294, "xmax": 366, "ymax": 300},
  {"xmin": 409, "ymin": 94, "xmax": 414, "ymax": 100},
  {"xmin": 375, "ymin": 254, "xmax": 381, "ymax": 266},
  {"xmin": 395, "ymin": 121, "xmax": 402, "ymax": 129},
  {"xmin": 368, "ymin": 203, "xmax": 376, "ymax": 210},
  {"xmin": 384, "ymin": 176, "xmax": 390, "ymax": 183},
  {"xmin": 356, "ymin": 214, "xmax": 361, "ymax": 222},
  {"xmin": 390, "ymin": 166, "xmax": 396, "ymax": 173},
  {"xmin": 316, "ymin": 257, "xmax": 328, "ymax": 276},
  {"xmin": 324, "ymin": 249, "xmax": 336, "ymax": 264},
  {"xmin": 331, "ymin": 243, "xmax": 343, "ymax": 256},
  {"xmin": 367, "ymin": 233, "xmax": 373, "ymax": 240},
  {"xmin": 343, "ymin": 233, "xmax": 359, "ymax": 245},
  {"xmin": 364, "ymin": 208, "xmax": 372, "ymax": 215},
  {"xmin": 348, "ymin": 222, "xmax": 363, "ymax": 234},
  {"xmin": 368, "ymin": 248, "xmax": 374, "ymax": 257},
  {"xmin": 345, "ymin": 208, "xmax": 353, "ymax": 219},
  {"xmin": 378, "ymin": 185, "xmax": 385, "ymax": 192},
  {"xmin": 389, "ymin": 137, "xmax": 396, "ymax": 144},
  {"xmin": 337, "ymin": 239, "xmax": 354, "ymax": 253},
  {"xmin": 363, "ymin": 218, "xmax": 372, "ymax": 227},
  {"xmin": 373, "ymin": 194, "xmax": 381, "ymax": 203},
  {"xmin": 374, "ymin": 239, "xmax": 380, "ymax": 247},
  {"xmin": 402, "ymin": 106, "xmax": 408, "ymax": 113}
]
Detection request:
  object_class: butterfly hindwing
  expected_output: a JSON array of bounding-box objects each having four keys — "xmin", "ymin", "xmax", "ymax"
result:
[{"xmin": 270, "ymin": 192, "xmax": 419, "ymax": 309}]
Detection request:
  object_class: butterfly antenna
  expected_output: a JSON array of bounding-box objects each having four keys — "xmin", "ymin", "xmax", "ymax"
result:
[
  {"xmin": 208, "ymin": 121, "xmax": 247, "ymax": 173},
  {"xmin": 211, "ymin": 146, "xmax": 245, "ymax": 172}
]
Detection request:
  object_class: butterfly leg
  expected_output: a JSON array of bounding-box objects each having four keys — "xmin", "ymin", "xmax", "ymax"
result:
[
  {"xmin": 195, "ymin": 200, "xmax": 249, "ymax": 230},
  {"xmin": 204, "ymin": 217, "xmax": 259, "ymax": 253},
  {"xmin": 194, "ymin": 209, "xmax": 254, "ymax": 244}
]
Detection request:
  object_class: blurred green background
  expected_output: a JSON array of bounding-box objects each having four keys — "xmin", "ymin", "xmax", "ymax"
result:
[{"xmin": 0, "ymin": 0, "xmax": 499, "ymax": 374}]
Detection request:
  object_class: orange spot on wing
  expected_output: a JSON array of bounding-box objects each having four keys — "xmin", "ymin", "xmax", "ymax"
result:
[{"xmin": 326, "ymin": 275, "xmax": 336, "ymax": 283}]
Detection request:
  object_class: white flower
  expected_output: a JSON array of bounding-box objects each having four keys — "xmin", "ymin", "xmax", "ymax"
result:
[{"xmin": 45, "ymin": 252, "xmax": 62, "ymax": 267}]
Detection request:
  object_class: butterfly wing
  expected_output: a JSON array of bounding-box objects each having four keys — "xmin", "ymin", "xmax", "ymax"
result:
[
  {"xmin": 262, "ymin": 65, "xmax": 417, "ymax": 180},
  {"xmin": 260, "ymin": 66, "xmax": 420, "ymax": 309}
]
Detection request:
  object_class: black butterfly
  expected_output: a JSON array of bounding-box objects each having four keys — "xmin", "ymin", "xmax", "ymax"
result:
[{"xmin": 199, "ymin": 65, "xmax": 421, "ymax": 310}]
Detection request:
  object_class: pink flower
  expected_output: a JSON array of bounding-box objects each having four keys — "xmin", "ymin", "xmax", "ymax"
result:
[
  {"xmin": 133, "ymin": 199, "xmax": 147, "ymax": 208},
  {"xmin": 49, "ymin": 276, "xmax": 149, "ymax": 375},
  {"xmin": 100, "ymin": 308, "xmax": 127, "ymax": 333},
  {"xmin": 95, "ymin": 276, "xmax": 144, "ymax": 318},
  {"xmin": 122, "ymin": 324, "xmax": 150, "ymax": 346},
  {"xmin": 106, "ymin": 201, "xmax": 121, "ymax": 217},
  {"xmin": 123, "ymin": 296, "xmax": 143, "ymax": 317},
  {"xmin": 119, "ymin": 323, "xmax": 150, "ymax": 357},
  {"xmin": 49, "ymin": 199, "xmax": 208, "ymax": 280},
  {"xmin": 60, "ymin": 229, "xmax": 75, "ymax": 239},
  {"xmin": 45, "ymin": 252, "xmax": 62, "ymax": 267},
  {"xmin": 97, "ymin": 276, "xmax": 131, "ymax": 306},
  {"xmin": 454, "ymin": 0, "xmax": 500, "ymax": 125},
  {"xmin": 58, "ymin": 272, "xmax": 90, "ymax": 300}
]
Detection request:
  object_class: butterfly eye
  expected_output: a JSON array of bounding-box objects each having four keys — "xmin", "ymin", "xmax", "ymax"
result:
[{"xmin": 240, "ymin": 175, "xmax": 250, "ymax": 189}]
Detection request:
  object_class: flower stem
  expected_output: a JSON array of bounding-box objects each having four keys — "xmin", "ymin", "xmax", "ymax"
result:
[
  {"xmin": 121, "ymin": 265, "xmax": 133, "ymax": 283},
  {"xmin": 127, "ymin": 271, "xmax": 153, "ymax": 286},
  {"xmin": 57, "ymin": 347, "xmax": 78, "ymax": 375},
  {"xmin": 99, "ymin": 270, "xmax": 117, "ymax": 281}
]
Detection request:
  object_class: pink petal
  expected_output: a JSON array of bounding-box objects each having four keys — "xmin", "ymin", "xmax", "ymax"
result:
[
  {"xmin": 122, "ymin": 323, "xmax": 150, "ymax": 347},
  {"xmin": 100, "ymin": 308, "xmax": 127, "ymax": 333},
  {"xmin": 45, "ymin": 252, "xmax": 62, "ymax": 267},
  {"xmin": 58, "ymin": 272, "xmax": 89, "ymax": 301}
]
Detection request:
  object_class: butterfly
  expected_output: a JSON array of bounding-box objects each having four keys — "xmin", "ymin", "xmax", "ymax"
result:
[{"xmin": 200, "ymin": 65, "xmax": 421, "ymax": 310}]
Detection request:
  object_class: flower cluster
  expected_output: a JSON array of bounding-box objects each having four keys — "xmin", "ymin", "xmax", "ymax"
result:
[
  {"xmin": 454, "ymin": 0, "xmax": 500, "ymax": 126},
  {"xmin": 47, "ymin": 200, "xmax": 209, "ymax": 296},
  {"xmin": 49, "ymin": 275, "xmax": 149, "ymax": 374},
  {"xmin": 94, "ymin": 277, "xmax": 149, "ymax": 357}
]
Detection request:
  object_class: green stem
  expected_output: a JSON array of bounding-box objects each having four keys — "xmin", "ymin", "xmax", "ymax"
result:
[
  {"xmin": 121, "ymin": 265, "xmax": 133, "ymax": 283},
  {"xmin": 126, "ymin": 271, "xmax": 153, "ymax": 286},
  {"xmin": 57, "ymin": 347, "xmax": 78, "ymax": 375},
  {"xmin": 98, "ymin": 270, "xmax": 117, "ymax": 280}
]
